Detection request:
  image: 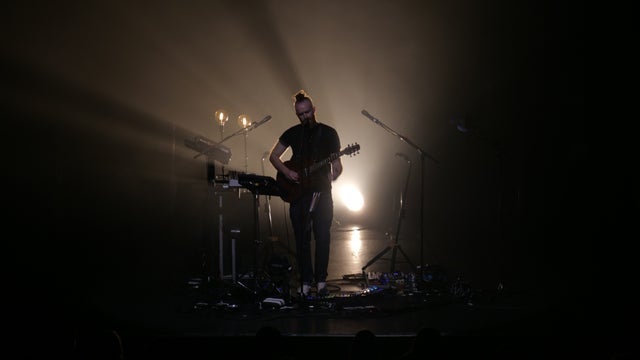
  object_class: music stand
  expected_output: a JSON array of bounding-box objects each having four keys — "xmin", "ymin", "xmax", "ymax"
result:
[
  {"xmin": 184, "ymin": 135, "xmax": 231, "ymax": 283},
  {"xmin": 236, "ymin": 173, "xmax": 286, "ymax": 299},
  {"xmin": 186, "ymin": 116, "xmax": 270, "ymax": 284}
]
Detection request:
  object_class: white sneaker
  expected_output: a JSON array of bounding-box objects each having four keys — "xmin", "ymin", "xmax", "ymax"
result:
[
  {"xmin": 299, "ymin": 284, "xmax": 311, "ymax": 296},
  {"xmin": 317, "ymin": 282, "xmax": 328, "ymax": 296}
]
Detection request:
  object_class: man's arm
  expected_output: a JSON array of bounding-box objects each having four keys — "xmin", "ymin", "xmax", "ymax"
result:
[
  {"xmin": 269, "ymin": 141, "xmax": 299, "ymax": 183},
  {"xmin": 331, "ymin": 158, "xmax": 343, "ymax": 181}
]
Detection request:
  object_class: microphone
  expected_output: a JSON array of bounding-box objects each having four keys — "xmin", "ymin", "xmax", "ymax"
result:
[
  {"xmin": 395, "ymin": 152, "xmax": 410, "ymax": 162},
  {"xmin": 247, "ymin": 115, "xmax": 272, "ymax": 131},
  {"xmin": 361, "ymin": 109, "xmax": 379, "ymax": 123},
  {"xmin": 252, "ymin": 115, "xmax": 271, "ymax": 128}
]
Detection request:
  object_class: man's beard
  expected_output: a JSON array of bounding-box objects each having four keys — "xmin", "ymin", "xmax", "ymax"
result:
[{"xmin": 303, "ymin": 116, "xmax": 316, "ymax": 128}]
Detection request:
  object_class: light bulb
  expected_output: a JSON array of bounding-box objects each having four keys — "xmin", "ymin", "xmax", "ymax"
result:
[
  {"xmin": 215, "ymin": 109, "xmax": 229, "ymax": 126},
  {"xmin": 237, "ymin": 114, "xmax": 252, "ymax": 129}
]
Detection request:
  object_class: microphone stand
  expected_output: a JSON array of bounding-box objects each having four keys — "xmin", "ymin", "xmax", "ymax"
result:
[
  {"xmin": 219, "ymin": 115, "xmax": 272, "ymax": 145},
  {"xmin": 361, "ymin": 153, "xmax": 414, "ymax": 276},
  {"xmin": 295, "ymin": 123, "xmax": 309, "ymax": 307},
  {"xmin": 361, "ymin": 110, "xmax": 439, "ymax": 287}
]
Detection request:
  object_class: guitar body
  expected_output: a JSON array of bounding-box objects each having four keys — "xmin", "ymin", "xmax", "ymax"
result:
[
  {"xmin": 276, "ymin": 160, "xmax": 305, "ymax": 203},
  {"xmin": 276, "ymin": 143, "xmax": 360, "ymax": 203}
]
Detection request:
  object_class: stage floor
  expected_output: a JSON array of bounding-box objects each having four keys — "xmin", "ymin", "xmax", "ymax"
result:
[
  {"xmin": 104, "ymin": 227, "xmax": 550, "ymax": 336},
  {"xmin": 63, "ymin": 226, "xmax": 617, "ymax": 359},
  {"xmin": 31, "ymin": 226, "xmax": 622, "ymax": 359}
]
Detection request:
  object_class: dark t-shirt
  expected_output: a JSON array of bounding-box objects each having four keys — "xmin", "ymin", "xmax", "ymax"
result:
[{"xmin": 279, "ymin": 122, "xmax": 340, "ymax": 192}]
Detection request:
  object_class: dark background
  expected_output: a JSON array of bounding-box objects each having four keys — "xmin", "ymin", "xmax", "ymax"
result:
[{"xmin": 2, "ymin": 0, "xmax": 617, "ymax": 337}]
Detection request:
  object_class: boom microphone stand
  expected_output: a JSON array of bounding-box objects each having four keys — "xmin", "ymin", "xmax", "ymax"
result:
[
  {"xmin": 296, "ymin": 123, "xmax": 309, "ymax": 305},
  {"xmin": 361, "ymin": 152, "xmax": 414, "ymax": 274},
  {"xmin": 361, "ymin": 110, "xmax": 439, "ymax": 284},
  {"xmin": 292, "ymin": 119, "xmax": 320, "ymax": 306}
]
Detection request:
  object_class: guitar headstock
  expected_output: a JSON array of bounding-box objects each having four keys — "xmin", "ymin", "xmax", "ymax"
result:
[{"xmin": 343, "ymin": 143, "xmax": 360, "ymax": 156}]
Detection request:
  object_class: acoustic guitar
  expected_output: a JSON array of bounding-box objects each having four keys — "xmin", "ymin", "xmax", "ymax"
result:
[{"xmin": 276, "ymin": 143, "xmax": 360, "ymax": 203}]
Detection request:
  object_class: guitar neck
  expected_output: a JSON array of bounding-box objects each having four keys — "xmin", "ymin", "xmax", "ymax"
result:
[{"xmin": 306, "ymin": 152, "xmax": 342, "ymax": 175}]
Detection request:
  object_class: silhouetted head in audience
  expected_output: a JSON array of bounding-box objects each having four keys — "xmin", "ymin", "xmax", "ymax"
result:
[{"xmin": 349, "ymin": 329, "xmax": 378, "ymax": 360}]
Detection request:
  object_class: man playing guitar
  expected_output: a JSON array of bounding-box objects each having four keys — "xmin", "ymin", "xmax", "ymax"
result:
[{"xmin": 269, "ymin": 90, "xmax": 342, "ymax": 298}]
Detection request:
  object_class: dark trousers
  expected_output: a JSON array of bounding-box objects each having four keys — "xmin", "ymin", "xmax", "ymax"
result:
[{"xmin": 289, "ymin": 191, "xmax": 333, "ymax": 285}]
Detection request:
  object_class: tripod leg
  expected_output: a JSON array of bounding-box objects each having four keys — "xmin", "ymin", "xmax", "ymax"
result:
[
  {"xmin": 391, "ymin": 244, "xmax": 398, "ymax": 273},
  {"xmin": 362, "ymin": 156, "xmax": 412, "ymax": 274},
  {"xmin": 398, "ymin": 245, "xmax": 415, "ymax": 269},
  {"xmin": 362, "ymin": 245, "xmax": 392, "ymax": 272},
  {"xmin": 388, "ymin": 234, "xmax": 415, "ymax": 273}
]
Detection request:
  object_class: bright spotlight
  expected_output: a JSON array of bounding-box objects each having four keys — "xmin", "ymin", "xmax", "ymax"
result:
[{"xmin": 339, "ymin": 184, "xmax": 364, "ymax": 212}]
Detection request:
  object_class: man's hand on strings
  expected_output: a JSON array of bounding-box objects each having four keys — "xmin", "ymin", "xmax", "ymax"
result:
[{"xmin": 286, "ymin": 168, "xmax": 300, "ymax": 183}]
